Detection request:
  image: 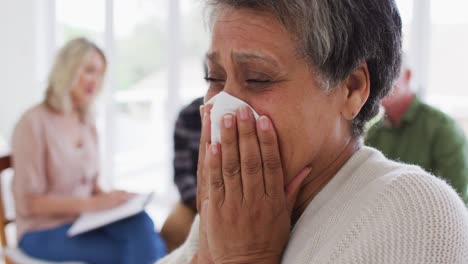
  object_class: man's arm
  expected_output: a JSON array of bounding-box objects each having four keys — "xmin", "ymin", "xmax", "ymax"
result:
[
  {"xmin": 173, "ymin": 105, "xmax": 202, "ymax": 212},
  {"xmin": 432, "ymin": 119, "xmax": 468, "ymax": 204}
]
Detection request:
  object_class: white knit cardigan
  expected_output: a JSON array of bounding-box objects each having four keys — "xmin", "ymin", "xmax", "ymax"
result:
[{"xmin": 158, "ymin": 147, "xmax": 468, "ymax": 264}]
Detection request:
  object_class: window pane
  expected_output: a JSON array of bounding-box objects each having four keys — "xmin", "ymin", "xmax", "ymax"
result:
[
  {"xmin": 427, "ymin": 0, "xmax": 468, "ymax": 132},
  {"xmin": 179, "ymin": 0, "xmax": 210, "ymax": 105},
  {"xmin": 112, "ymin": 0, "xmax": 176, "ymax": 227},
  {"xmin": 56, "ymin": 0, "xmax": 105, "ymax": 46},
  {"xmin": 395, "ymin": 0, "xmax": 413, "ymax": 52}
]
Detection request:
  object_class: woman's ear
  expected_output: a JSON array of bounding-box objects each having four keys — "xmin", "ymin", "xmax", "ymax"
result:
[{"xmin": 340, "ymin": 63, "xmax": 370, "ymax": 120}]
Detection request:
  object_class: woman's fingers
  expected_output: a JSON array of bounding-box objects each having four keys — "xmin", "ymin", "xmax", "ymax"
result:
[
  {"xmin": 109, "ymin": 190, "xmax": 133, "ymax": 202},
  {"xmin": 257, "ymin": 115, "xmax": 309, "ymax": 213},
  {"xmin": 220, "ymin": 114, "xmax": 243, "ymax": 204},
  {"xmin": 197, "ymin": 104, "xmax": 213, "ymax": 212},
  {"xmin": 207, "ymin": 142, "xmax": 224, "ymax": 207},
  {"xmin": 256, "ymin": 116, "xmax": 284, "ymax": 200},
  {"xmin": 237, "ymin": 106, "xmax": 263, "ymax": 202},
  {"xmin": 196, "ymin": 200, "xmax": 214, "ymax": 264},
  {"xmin": 202, "ymin": 113, "xmax": 295, "ymax": 264}
]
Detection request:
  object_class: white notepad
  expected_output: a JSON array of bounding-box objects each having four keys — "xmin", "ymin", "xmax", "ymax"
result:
[{"xmin": 67, "ymin": 192, "xmax": 154, "ymax": 237}]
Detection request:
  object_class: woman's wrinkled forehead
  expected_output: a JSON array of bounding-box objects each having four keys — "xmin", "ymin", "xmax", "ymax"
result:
[{"xmin": 208, "ymin": 9, "xmax": 298, "ymax": 68}]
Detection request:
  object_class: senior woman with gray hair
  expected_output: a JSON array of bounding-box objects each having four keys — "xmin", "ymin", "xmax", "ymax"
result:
[
  {"xmin": 158, "ymin": 0, "xmax": 468, "ymax": 263},
  {"xmin": 12, "ymin": 38, "xmax": 166, "ymax": 263}
]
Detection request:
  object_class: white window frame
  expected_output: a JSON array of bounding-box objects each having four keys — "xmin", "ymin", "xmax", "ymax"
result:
[{"xmin": 409, "ymin": 0, "xmax": 432, "ymax": 97}]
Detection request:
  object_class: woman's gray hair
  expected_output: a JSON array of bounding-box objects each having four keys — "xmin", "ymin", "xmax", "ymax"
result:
[
  {"xmin": 205, "ymin": 0, "xmax": 402, "ymax": 137},
  {"xmin": 45, "ymin": 37, "xmax": 106, "ymax": 117}
]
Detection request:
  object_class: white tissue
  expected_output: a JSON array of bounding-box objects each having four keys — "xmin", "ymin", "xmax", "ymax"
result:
[{"xmin": 206, "ymin": 91, "xmax": 260, "ymax": 143}]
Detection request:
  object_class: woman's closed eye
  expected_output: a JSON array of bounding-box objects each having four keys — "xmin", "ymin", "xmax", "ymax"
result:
[
  {"xmin": 205, "ymin": 76, "xmax": 225, "ymax": 91},
  {"xmin": 245, "ymin": 74, "xmax": 274, "ymax": 91},
  {"xmin": 247, "ymin": 79, "xmax": 271, "ymax": 84},
  {"xmin": 244, "ymin": 70, "xmax": 275, "ymax": 88},
  {"xmin": 84, "ymin": 68, "xmax": 94, "ymax": 75},
  {"xmin": 204, "ymin": 77, "xmax": 225, "ymax": 83}
]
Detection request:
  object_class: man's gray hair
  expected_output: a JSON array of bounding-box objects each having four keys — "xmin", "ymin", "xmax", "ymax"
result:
[{"xmin": 205, "ymin": 0, "xmax": 402, "ymax": 137}]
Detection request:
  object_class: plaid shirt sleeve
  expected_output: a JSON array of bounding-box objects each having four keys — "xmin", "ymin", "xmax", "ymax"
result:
[{"xmin": 173, "ymin": 97, "xmax": 204, "ymax": 204}]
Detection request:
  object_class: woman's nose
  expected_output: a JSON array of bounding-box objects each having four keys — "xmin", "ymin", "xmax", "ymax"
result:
[{"xmin": 223, "ymin": 81, "xmax": 248, "ymax": 102}]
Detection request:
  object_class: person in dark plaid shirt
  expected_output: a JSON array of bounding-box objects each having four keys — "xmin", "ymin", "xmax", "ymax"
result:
[{"xmin": 173, "ymin": 97, "xmax": 204, "ymax": 212}]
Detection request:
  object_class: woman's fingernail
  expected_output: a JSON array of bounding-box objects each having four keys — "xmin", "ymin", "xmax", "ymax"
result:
[
  {"xmin": 259, "ymin": 116, "xmax": 270, "ymax": 131},
  {"xmin": 211, "ymin": 144, "xmax": 218, "ymax": 155},
  {"xmin": 223, "ymin": 115, "xmax": 233, "ymax": 128},
  {"xmin": 199, "ymin": 105, "xmax": 204, "ymax": 118},
  {"xmin": 239, "ymin": 106, "xmax": 249, "ymax": 121}
]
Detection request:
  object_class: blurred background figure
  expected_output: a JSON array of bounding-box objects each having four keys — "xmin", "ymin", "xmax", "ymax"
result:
[
  {"xmin": 0, "ymin": 135, "xmax": 7, "ymax": 156},
  {"xmin": 161, "ymin": 96, "xmax": 203, "ymax": 252},
  {"xmin": 173, "ymin": 95, "xmax": 204, "ymax": 212},
  {"xmin": 160, "ymin": 60, "xmax": 207, "ymax": 252},
  {"xmin": 11, "ymin": 38, "xmax": 166, "ymax": 263},
  {"xmin": 366, "ymin": 57, "xmax": 468, "ymax": 204}
]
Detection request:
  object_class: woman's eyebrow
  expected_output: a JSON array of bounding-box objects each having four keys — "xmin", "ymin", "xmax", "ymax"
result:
[
  {"xmin": 206, "ymin": 51, "xmax": 220, "ymax": 64},
  {"xmin": 206, "ymin": 51, "xmax": 279, "ymax": 67},
  {"xmin": 232, "ymin": 51, "xmax": 279, "ymax": 67}
]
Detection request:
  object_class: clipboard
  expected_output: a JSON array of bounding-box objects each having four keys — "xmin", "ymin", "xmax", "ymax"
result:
[{"xmin": 67, "ymin": 192, "xmax": 154, "ymax": 237}]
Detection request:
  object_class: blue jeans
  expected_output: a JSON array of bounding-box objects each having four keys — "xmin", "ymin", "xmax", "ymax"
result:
[{"xmin": 19, "ymin": 212, "xmax": 166, "ymax": 264}]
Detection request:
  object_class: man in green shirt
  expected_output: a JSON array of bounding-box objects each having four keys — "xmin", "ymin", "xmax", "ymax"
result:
[{"xmin": 366, "ymin": 62, "xmax": 468, "ymax": 204}]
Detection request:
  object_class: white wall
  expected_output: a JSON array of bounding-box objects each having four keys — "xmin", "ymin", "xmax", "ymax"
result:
[{"xmin": 0, "ymin": 0, "xmax": 55, "ymax": 148}]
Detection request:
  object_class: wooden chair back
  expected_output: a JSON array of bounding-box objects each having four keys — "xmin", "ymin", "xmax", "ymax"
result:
[{"xmin": 0, "ymin": 155, "xmax": 13, "ymax": 264}]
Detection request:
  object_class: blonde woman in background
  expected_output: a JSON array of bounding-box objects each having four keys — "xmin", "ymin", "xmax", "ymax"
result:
[{"xmin": 12, "ymin": 38, "xmax": 166, "ymax": 264}]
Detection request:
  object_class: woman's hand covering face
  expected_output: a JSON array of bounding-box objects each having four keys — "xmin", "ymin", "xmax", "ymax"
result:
[{"xmin": 195, "ymin": 105, "xmax": 310, "ymax": 264}]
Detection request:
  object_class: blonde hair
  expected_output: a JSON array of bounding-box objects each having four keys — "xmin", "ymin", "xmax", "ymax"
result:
[{"xmin": 44, "ymin": 37, "xmax": 107, "ymax": 117}]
